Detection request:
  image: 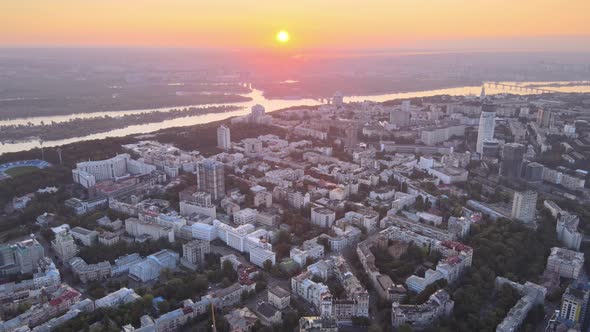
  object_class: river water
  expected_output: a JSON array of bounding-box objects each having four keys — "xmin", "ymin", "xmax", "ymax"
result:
[{"xmin": 1, "ymin": 81, "xmax": 589, "ymax": 155}]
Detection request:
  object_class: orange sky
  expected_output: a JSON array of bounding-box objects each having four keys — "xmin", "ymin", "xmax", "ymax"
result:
[{"xmin": 1, "ymin": 0, "xmax": 589, "ymax": 50}]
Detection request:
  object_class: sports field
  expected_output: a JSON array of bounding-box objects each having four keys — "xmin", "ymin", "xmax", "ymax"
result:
[{"xmin": 4, "ymin": 166, "xmax": 42, "ymax": 177}]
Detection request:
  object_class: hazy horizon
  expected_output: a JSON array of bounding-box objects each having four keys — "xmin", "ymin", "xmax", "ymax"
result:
[{"xmin": 2, "ymin": 1, "xmax": 590, "ymax": 51}]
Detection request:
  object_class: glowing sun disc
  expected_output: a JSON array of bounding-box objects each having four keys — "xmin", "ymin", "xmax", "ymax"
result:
[{"xmin": 277, "ymin": 30, "xmax": 290, "ymax": 43}]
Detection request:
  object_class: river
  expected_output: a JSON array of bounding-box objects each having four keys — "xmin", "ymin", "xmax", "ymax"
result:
[{"xmin": 1, "ymin": 81, "xmax": 589, "ymax": 155}]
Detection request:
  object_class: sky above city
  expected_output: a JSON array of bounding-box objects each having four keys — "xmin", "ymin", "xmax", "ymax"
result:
[{"xmin": 1, "ymin": 0, "xmax": 590, "ymax": 51}]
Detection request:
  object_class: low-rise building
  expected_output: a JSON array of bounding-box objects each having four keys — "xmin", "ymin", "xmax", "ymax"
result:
[
  {"xmin": 250, "ymin": 246, "xmax": 275, "ymax": 268},
  {"xmin": 546, "ymin": 247, "xmax": 584, "ymax": 280},
  {"xmin": 69, "ymin": 227, "xmax": 99, "ymax": 246},
  {"xmin": 311, "ymin": 207, "xmax": 336, "ymax": 228},
  {"xmin": 225, "ymin": 307, "xmax": 259, "ymax": 332},
  {"xmin": 391, "ymin": 289, "xmax": 454, "ymax": 330},
  {"xmin": 268, "ymin": 286, "xmax": 290, "ymax": 310},
  {"xmin": 69, "ymin": 257, "xmax": 112, "ymax": 283},
  {"xmin": 234, "ymin": 208, "xmax": 258, "ymax": 226},
  {"xmin": 51, "ymin": 231, "xmax": 79, "ymax": 262},
  {"xmin": 95, "ymin": 287, "xmax": 140, "ymax": 308},
  {"xmin": 495, "ymin": 277, "xmax": 547, "ymax": 332},
  {"xmin": 129, "ymin": 249, "xmax": 179, "ymax": 282},
  {"xmin": 181, "ymin": 239, "xmax": 210, "ymax": 270}
]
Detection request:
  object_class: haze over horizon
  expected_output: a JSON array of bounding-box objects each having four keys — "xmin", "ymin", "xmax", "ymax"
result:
[{"xmin": 2, "ymin": 0, "xmax": 590, "ymax": 52}]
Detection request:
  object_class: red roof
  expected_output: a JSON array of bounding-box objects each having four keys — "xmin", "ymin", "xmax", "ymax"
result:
[
  {"xmin": 49, "ymin": 290, "xmax": 80, "ymax": 307},
  {"xmin": 441, "ymin": 240, "xmax": 472, "ymax": 252}
]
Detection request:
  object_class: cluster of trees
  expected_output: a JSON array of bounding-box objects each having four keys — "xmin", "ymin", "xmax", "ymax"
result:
[
  {"xmin": 439, "ymin": 215, "xmax": 558, "ymax": 331},
  {"xmin": 371, "ymin": 243, "xmax": 439, "ymax": 285},
  {"xmin": 78, "ymin": 238, "xmax": 182, "ymax": 264}
]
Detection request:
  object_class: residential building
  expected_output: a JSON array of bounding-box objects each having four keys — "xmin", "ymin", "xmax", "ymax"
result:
[
  {"xmin": 391, "ymin": 290, "xmax": 454, "ymax": 330},
  {"xmin": 500, "ymin": 143, "xmax": 525, "ymax": 178},
  {"xmin": 311, "ymin": 207, "xmax": 336, "ymax": 228},
  {"xmin": 217, "ymin": 125, "xmax": 231, "ymax": 150},
  {"xmin": 129, "ymin": 249, "xmax": 180, "ymax": 282},
  {"xmin": 191, "ymin": 223, "xmax": 218, "ymax": 241},
  {"xmin": 556, "ymin": 213, "xmax": 583, "ymax": 251},
  {"xmin": 268, "ymin": 286, "xmax": 290, "ymax": 310},
  {"xmin": 511, "ymin": 191, "xmax": 537, "ymax": 224},
  {"xmin": 256, "ymin": 302, "xmax": 282, "ymax": 326},
  {"xmin": 546, "ymin": 247, "xmax": 584, "ymax": 280},
  {"xmin": 299, "ymin": 317, "xmax": 338, "ymax": 332},
  {"xmin": 98, "ymin": 232, "xmax": 120, "ymax": 246},
  {"xmin": 559, "ymin": 280, "xmax": 590, "ymax": 330},
  {"xmin": 197, "ymin": 159, "xmax": 225, "ymax": 201},
  {"xmin": 181, "ymin": 239, "xmax": 210, "ymax": 270},
  {"xmin": 125, "ymin": 217, "xmax": 175, "ymax": 243},
  {"xmin": 495, "ymin": 277, "xmax": 547, "ymax": 332},
  {"xmin": 69, "ymin": 257, "xmax": 112, "ymax": 283},
  {"xmin": 249, "ymin": 246, "xmax": 275, "ymax": 268},
  {"xmin": 234, "ymin": 208, "xmax": 258, "ymax": 226},
  {"xmin": 51, "ymin": 231, "xmax": 78, "ymax": 262},
  {"xmin": 476, "ymin": 107, "xmax": 496, "ymax": 154},
  {"xmin": 69, "ymin": 227, "xmax": 98, "ymax": 246},
  {"xmin": 95, "ymin": 287, "xmax": 140, "ymax": 308},
  {"xmin": 224, "ymin": 307, "xmax": 258, "ymax": 332}
]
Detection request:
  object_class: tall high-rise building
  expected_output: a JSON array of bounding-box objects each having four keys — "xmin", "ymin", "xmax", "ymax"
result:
[
  {"xmin": 537, "ymin": 109, "xmax": 555, "ymax": 128},
  {"xmin": 251, "ymin": 104, "xmax": 265, "ymax": 117},
  {"xmin": 333, "ymin": 92, "xmax": 344, "ymax": 107},
  {"xmin": 481, "ymin": 139, "xmax": 501, "ymax": 159},
  {"xmin": 197, "ymin": 159, "xmax": 225, "ymax": 201},
  {"xmin": 511, "ymin": 191, "xmax": 538, "ymax": 223},
  {"xmin": 401, "ymin": 100, "xmax": 411, "ymax": 113},
  {"xmin": 476, "ymin": 105, "xmax": 496, "ymax": 154},
  {"xmin": 0, "ymin": 237, "xmax": 45, "ymax": 275},
  {"xmin": 390, "ymin": 110, "xmax": 411, "ymax": 128},
  {"xmin": 344, "ymin": 125, "xmax": 358, "ymax": 148},
  {"xmin": 500, "ymin": 143, "xmax": 525, "ymax": 178},
  {"xmin": 559, "ymin": 280, "xmax": 590, "ymax": 330},
  {"xmin": 217, "ymin": 125, "xmax": 231, "ymax": 150}
]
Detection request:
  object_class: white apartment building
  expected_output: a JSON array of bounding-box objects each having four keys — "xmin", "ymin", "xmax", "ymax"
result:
[
  {"xmin": 72, "ymin": 154, "xmax": 156, "ymax": 188},
  {"xmin": 546, "ymin": 247, "xmax": 584, "ymax": 280},
  {"xmin": 191, "ymin": 223, "xmax": 218, "ymax": 241},
  {"xmin": 290, "ymin": 241, "xmax": 325, "ymax": 267},
  {"xmin": 51, "ymin": 231, "xmax": 79, "ymax": 262},
  {"xmin": 95, "ymin": 287, "xmax": 140, "ymax": 308},
  {"xmin": 420, "ymin": 125, "xmax": 465, "ymax": 146},
  {"xmin": 311, "ymin": 207, "xmax": 336, "ymax": 228},
  {"xmin": 214, "ymin": 220, "xmax": 256, "ymax": 252},
  {"xmin": 476, "ymin": 110, "xmax": 496, "ymax": 154},
  {"xmin": 70, "ymin": 227, "xmax": 98, "ymax": 246},
  {"xmin": 217, "ymin": 125, "xmax": 231, "ymax": 150},
  {"xmin": 233, "ymin": 208, "xmax": 258, "ymax": 225},
  {"xmin": 129, "ymin": 249, "xmax": 179, "ymax": 282},
  {"xmin": 125, "ymin": 217, "xmax": 175, "ymax": 242},
  {"xmin": 511, "ymin": 191, "xmax": 537, "ymax": 223},
  {"xmin": 291, "ymin": 274, "xmax": 330, "ymax": 309},
  {"xmin": 180, "ymin": 200, "xmax": 217, "ymax": 218},
  {"xmin": 249, "ymin": 247, "xmax": 276, "ymax": 268},
  {"xmin": 268, "ymin": 286, "xmax": 290, "ymax": 310}
]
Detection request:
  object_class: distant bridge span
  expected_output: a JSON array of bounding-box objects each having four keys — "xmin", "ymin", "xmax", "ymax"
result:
[{"xmin": 483, "ymin": 82, "xmax": 559, "ymax": 94}]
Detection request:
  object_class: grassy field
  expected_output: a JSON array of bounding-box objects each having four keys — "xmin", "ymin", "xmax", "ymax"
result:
[{"xmin": 4, "ymin": 166, "xmax": 41, "ymax": 177}]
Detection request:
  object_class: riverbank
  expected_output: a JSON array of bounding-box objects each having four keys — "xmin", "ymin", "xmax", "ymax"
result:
[
  {"xmin": 0, "ymin": 105, "xmax": 241, "ymax": 142},
  {"xmin": 2, "ymin": 81, "xmax": 590, "ymax": 155}
]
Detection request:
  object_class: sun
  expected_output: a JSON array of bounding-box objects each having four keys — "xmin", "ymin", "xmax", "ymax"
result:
[{"xmin": 276, "ymin": 30, "xmax": 290, "ymax": 43}]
